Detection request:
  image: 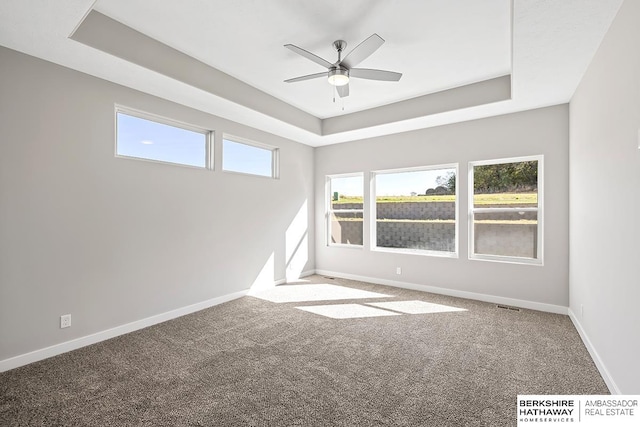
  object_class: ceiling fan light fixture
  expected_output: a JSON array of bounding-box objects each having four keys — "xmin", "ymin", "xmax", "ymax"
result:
[
  {"xmin": 328, "ymin": 68, "xmax": 349, "ymax": 86},
  {"xmin": 285, "ymin": 34, "xmax": 401, "ymax": 99}
]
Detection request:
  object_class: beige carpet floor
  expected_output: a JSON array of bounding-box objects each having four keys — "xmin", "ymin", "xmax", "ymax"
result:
[{"xmin": 0, "ymin": 275, "xmax": 608, "ymax": 426}]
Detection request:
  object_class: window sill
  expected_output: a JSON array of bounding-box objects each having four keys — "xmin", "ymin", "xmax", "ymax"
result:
[
  {"xmin": 328, "ymin": 243, "xmax": 364, "ymax": 249},
  {"xmin": 469, "ymin": 254, "xmax": 543, "ymax": 266}
]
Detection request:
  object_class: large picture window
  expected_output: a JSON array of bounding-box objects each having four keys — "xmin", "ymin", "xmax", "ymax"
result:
[
  {"xmin": 327, "ymin": 174, "xmax": 364, "ymax": 246},
  {"xmin": 469, "ymin": 156, "xmax": 542, "ymax": 264},
  {"xmin": 116, "ymin": 108, "xmax": 211, "ymax": 168},
  {"xmin": 372, "ymin": 165, "xmax": 458, "ymax": 256}
]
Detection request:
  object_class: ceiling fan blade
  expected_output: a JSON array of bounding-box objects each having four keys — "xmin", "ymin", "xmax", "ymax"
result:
[
  {"xmin": 336, "ymin": 84, "xmax": 349, "ymax": 98},
  {"xmin": 340, "ymin": 34, "xmax": 385, "ymax": 69},
  {"xmin": 284, "ymin": 44, "xmax": 333, "ymax": 69},
  {"xmin": 349, "ymin": 68, "xmax": 402, "ymax": 82},
  {"xmin": 284, "ymin": 72, "xmax": 327, "ymax": 83}
]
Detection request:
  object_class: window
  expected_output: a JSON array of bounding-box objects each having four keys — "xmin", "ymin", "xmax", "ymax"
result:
[
  {"xmin": 327, "ymin": 174, "xmax": 363, "ymax": 246},
  {"xmin": 372, "ymin": 165, "xmax": 458, "ymax": 255},
  {"xmin": 116, "ymin": 108, "xmax": 211, "ymax": 168},
  {"xmin": 222, "ymin": 136, "xmax": 279, "ymax": 178},
  {"xmin": 469, "ymin": 156, "xmax": 542, "ymax": 264}
]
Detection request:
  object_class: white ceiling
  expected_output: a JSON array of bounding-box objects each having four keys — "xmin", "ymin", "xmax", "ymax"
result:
[
  {"xmin": 0, "ymin": 0, "xmax": 625, "ymax": 146},
  {"xmin": 95, "ymin": 0, "xmax": 511, "ymax": 119}
]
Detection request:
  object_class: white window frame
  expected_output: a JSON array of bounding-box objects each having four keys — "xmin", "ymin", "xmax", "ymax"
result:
[
  {"xmin": 468, "ymin": 155, "xmax": 543, "ymax": 265},
  {"xmin": 115, "ymin": 105, "xmax": 213, "ymax": 169},
  {"xmin": 222, "ymin": 134, "xmax": 279, "ymax": 179},
  {"xmin": 371, "ymin": 164, "xmax": 459, "ymax": 258},
  {"xmin": 326, "ymin": 173, "xmax": 364, "ymax": 248}
]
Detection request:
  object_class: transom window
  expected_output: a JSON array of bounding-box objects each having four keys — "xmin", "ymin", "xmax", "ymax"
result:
[
  {"xmin": 116, "ymin": 108, "xmax": 211, "ymax": 168},
  {"xmin": 222, "ymin": 136, "xmax": 279, "ymax": 178},
  {"xmin": 372, "ymin": 165, "xmax": 458, "ymax": 256},
  {"xmin": 469, "ymin": 156, "xmax": 543, "ymax": 264}
]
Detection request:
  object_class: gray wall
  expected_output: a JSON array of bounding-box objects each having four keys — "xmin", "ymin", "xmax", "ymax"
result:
[
  {"xmin": 315, "ymin": 105, "xmax": 569, "ymax": 308},
  {"xmin": 0, "ymin": 47, "xmax": 315, "ymax": 362},
  {"xmin": 569, "ymin": 0, "xmax": 640, "ymax": 393}
]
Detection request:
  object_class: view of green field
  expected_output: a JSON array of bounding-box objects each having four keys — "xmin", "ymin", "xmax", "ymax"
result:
[{"xmin": 334, "ymin": 193, "xmax": 537, "ymax": 205}]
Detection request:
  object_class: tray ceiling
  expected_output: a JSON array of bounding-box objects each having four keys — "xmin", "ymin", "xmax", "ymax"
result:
[{"xmin": 0, "ymin": 0, "xmax": 624, "ymax": 146}]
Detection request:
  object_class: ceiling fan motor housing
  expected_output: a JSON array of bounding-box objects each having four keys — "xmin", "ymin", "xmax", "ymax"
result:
[{"xmin": 328, "ymin": 67, "xmax": 349, "ymax": 86}]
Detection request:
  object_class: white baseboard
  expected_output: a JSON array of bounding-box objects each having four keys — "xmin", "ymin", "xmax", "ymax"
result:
[
  {"xmin": 315, "ymin": 270, "xmax": 622, "ymax": 391},
  {"xmin": 0, "ymin": 289, "xmax": 248, "ymax": 373},
  {"xmin": 283, "ymin": 269, "xmax": 316, "ymax": 283},
  {"xmin": 298, "ymin": 269, "xmax": 316, "ymax": 279},
  {"xmin": 315, "ymin": 269, "xmax": 568, "ymax": 315},
  {"xmin": 568, "ymin": 308, "xmax": 619, "ymax": 394},
  {"xmin": 3, "ymin": 270, "xmax": 615, "ymax": 396}
]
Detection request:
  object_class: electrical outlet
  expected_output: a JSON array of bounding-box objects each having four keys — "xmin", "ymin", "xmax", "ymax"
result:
[
  {"xmin": 396, "ymin": 267, "xmax": 402, "ymax": 275},
  {"xmin": 60, "ymin": 314, "xmax": 71, "ymax": 329}
]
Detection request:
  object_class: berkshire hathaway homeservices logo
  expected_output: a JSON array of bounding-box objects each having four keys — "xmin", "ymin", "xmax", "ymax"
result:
[
  {"xmin": 518, "ymin": 397, "xmax": 576, "ymax": 423},
  {"xmin": 517, "ymin": 395, "xmax": 639, "ymax": 426}
]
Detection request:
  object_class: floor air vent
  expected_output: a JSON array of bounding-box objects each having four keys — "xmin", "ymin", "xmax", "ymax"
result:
[{"xmin": 497, "ymin": 304, "xmax": 521, "ymax": 312}]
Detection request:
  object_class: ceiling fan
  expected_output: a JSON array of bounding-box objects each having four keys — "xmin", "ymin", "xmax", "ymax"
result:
[{"xmin": 284, "ymin": 34, "xmax": 402, "ymax": 98}]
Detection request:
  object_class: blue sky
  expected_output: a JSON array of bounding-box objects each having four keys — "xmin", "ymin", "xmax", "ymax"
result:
[
  {"xmin": 117, "ymin": 113, "xmax": 207, "ymax": 167},
  {"xmin": 117, "ymin": 113, "xmax": 454, "ymax": 188},
  {"xmin": 332, "ymin": 168, "xmax": 455, "ymax": 197},
  {"xmin": 222, "ymin": 139, "xmax": 272, "ymax": 177},
  {"xmin": 117, "ymin": 113, "xmax": 272, "ymax": 176}
]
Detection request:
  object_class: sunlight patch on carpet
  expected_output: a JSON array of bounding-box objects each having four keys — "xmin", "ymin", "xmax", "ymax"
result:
[
  {"xmin": 250, "ymin": 284, "xmax": 392, "ymax": 303},
  {"xmin": 367, "ymin": 300, "xmax": 467, "ymax": 314},
  {"xmin": 296, "ymin": 303, "xmax": 401, "ymax": 319}
]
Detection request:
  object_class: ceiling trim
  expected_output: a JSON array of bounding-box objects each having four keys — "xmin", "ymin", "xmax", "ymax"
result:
[
  {"xmin": 70, "ymin": 9, "xmax": 512, "ymax": 141},
  {"xmin": 323, "ymin": 75, "xmax": 511, "ymax": 135},
  {"xmin": 71, "ymin": 10, "xmax": 322, "ymax": 135}
]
